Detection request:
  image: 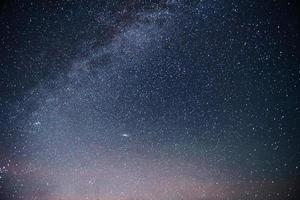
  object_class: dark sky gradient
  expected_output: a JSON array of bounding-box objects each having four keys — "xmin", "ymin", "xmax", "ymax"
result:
[{"xmin": 1, "ymin": 1, "xmax": 300, "ymax": 200}]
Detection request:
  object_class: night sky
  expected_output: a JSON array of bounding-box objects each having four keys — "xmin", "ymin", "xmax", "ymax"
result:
[{"xmin": 0, "ymin": 0, "xmax": 300, "ymax": 200}]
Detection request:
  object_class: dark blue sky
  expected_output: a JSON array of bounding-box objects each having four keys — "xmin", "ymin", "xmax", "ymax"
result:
[{"xmin": 0, "ymin": 1, "xmax": 300, "ymax": 200}]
